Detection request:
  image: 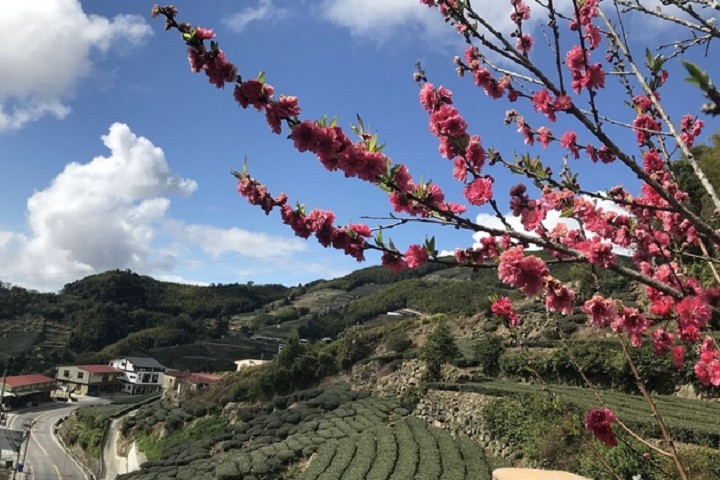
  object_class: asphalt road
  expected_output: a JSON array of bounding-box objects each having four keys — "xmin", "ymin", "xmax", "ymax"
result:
[{"xmin": 6, "ymin": 401, "xmax": 103, "ymax": 480}]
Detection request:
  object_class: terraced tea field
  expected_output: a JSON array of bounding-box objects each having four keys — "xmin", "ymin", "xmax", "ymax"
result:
[
  {"xmin": 297, "ymin": 416, "xmax": 490, "ymax": 480},
  {"xmin": 433, "ymin": 379, "xmax": 720, "ymax": 447}
]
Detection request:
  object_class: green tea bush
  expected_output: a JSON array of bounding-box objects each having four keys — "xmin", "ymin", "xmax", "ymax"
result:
[
  {"xmin": 316, "ymin": 437, "xmax": 356, "ymax": 479},
  {"xmin": 407, "ymin": 417, "xmax": 441, "ymax": 480},
  {"xmin": 298, "ymin": 440, "xmax": 338, "ymax": 480},
  {"xmin": 431, "ymin": 426, "xmax": 465, "ymax": 480},
  {"xmin": 342, "ymin": 431, "xmax": 376, "ymax": 480},
  {"xmin": 366, "ymin": 426, "xmax": 397, "ymax": 480},
  {"xmin": 392, "ymin": 420, "xmax": 419, "ymax": 480}
]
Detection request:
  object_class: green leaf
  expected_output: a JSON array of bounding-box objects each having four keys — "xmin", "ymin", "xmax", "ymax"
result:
[
  {"xmin": 257, "ymin": 71, "xmax": 266, "ymax": 84},
  {"xmin": 368, "ymin": 134, "xmax": 378, "ymax": 152},
  {"xmin": 355, "ymin": 114, "xmax": 365, "ymax": 132},
  {"xmin": 426, "ymin": 237, "xmax": 436, "ymax": 255},
  {"xmin": 645, "ymin": 48, "xmax": 653, "ymax": 68},
  {"xmin": 374, "ymin": 230, "xmax": 384, "ymax": 246},
  {"xmin": 560, "ymin": 208, "xmax": 574, "ymax": 218},
  {"xmin": 682, "ymin": 61, "xmax": 710, "ymax": 90}
]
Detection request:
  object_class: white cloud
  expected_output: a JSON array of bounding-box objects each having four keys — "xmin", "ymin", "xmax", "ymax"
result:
[
  {"xmin": 168, "ymin": 223, "xmax": 306, "ymax": 259},
  {"xmin": 320, "ymin": 0, "xmax": 446, "ymax": 41},
  {"xmin": 0, "ymin": 123, "xmax": 312, "ymax": 291},
  {"xmin": 0, "ymin": 0, "xmax": 151, "ymax": 131},
  {"xmin": 443, "ymin": 194, "xmax": 632, "ymax": 255},
  {"xmin": 222, "ymin": 0, "xmax": 289, "ymax": 33},
  {"xmin": 319, "ymin": 0, "xmax": 522, "ymax": 43}
]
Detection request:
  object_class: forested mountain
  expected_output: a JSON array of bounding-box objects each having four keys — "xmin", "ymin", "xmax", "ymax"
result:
[
  {"xmin": 0, "ymin": 254, "xmax": 635, "ymax": 376},
  {"xmin": 0, "ymin": 270, "xmax": 289, "ymax": 374}
]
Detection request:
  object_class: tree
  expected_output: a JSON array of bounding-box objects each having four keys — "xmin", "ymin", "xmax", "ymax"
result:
[
  {"xmin": 473, "ymin": 334, "xmax": 505, "ymax": 377},
  {"xmin": 419, "ymin": 320, "xmax": 459, "ymax": 380},
  {"xmin": 154, "ymin": 2, "xmax": 720, "ymax": 478}
]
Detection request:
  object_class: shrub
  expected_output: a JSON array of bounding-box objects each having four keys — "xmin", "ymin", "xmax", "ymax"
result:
[
  {"xmin": 577, "ymin": 435, "xmax": 673, "ymax": 480},
  {"xmin": 384, "ymin": 328, "xmax": 413, "ymax": 353},
  {"xmin": 336, "ymin": 326, "xmax": 377, "ymax": 369},
  {"xmin": 677, "ymin": 445, "xmax": 720, "ymax": 480},
  {"xmin": 473, "ymin": 334, "xmax": 505, "ymax": 377},
  {"xmin": 483, "ymin": 394, "xmax": 581, "ymax": 466}
]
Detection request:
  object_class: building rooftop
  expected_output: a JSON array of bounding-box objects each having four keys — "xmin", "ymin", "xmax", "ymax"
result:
[
  {"xmin": 114, "ymin": 356, "xmax": 166, "ymax": 370},
  {"xmin": 77, "ymin": 365, "xmax": 120, "ymax": 374},
  {"xmin": 2, "ymin": 374, "xmax": 55, "ymax": 387}
]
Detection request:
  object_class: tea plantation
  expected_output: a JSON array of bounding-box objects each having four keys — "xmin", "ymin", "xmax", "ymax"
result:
[
  {"xmin": 297, "ymin": 416, "xmax": 489, "ymax": 480},
  {"xmin": 118, "ymin": 384, "xmax": 492, "ymax": 480},
  {"xmin": 432, "ymin": 379, "xmax": 720, "ymax": 447}
]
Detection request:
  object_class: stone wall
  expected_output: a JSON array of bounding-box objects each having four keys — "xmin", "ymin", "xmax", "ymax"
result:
[
  {"xmin": 350, "ymin": 358, "xmax": 426, "ymax": 397},
  {"xmin": 414, "ymin": 389, "xmax": 523, "ymax": 463},
  {"xmin": 350, "ymin": 359, "xmax": 524, "ymax": 463}
]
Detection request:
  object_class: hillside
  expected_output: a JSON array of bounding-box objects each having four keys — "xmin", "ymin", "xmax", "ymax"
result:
[
  {"xmin": 30, "ymin": 256, "xmax": 720, "ymax": 479},
  {"xmin": 0, "ymin": 270, "xmax": 290, "ymax": 374},
  {"xmin": 0, "ymin": 255, "xmax": 637, "ymax": 375}
]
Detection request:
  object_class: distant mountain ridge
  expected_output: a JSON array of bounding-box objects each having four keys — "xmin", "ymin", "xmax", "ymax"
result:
[{"xmin": 0, "ymin": 256, "xmax": 634, "ymax": 375}]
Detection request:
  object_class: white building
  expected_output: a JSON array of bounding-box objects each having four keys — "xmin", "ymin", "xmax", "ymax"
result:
[{"xmin": 109, "ymin": 357, "xmax": 166, "ymax": 395}]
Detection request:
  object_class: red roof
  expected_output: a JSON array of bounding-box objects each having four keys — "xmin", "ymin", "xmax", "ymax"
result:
[
  {"xmin": 4, "ymin": 374, "xmax": 54, "ymax": 387},
  {"xmin": 77, "ymin": 365, "xmax": 120, "ymax": 374}
]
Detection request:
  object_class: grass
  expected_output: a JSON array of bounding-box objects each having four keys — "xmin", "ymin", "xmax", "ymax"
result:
[{"xmin": 137, "ymin": 416, "xmax": 228, "ymax": 460}]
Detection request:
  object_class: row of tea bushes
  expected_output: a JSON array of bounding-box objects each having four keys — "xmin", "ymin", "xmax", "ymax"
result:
[{"xmin": 296, "ymin": 416, "xmax": 491, "ymax": 480}]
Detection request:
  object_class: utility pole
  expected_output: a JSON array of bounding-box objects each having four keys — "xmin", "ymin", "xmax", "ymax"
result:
[
  {"xmin": 10, "ymin": 421, "xmax": 31, "ymax": 480},
  {"xmin": 0, "ymin": 360, "xmax": 9, "ymax": 426}
]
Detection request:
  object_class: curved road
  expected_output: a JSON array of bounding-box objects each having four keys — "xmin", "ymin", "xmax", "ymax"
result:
[{"xmin": 6, "ymin": 401, "xmax": 103, "ymax": 480}]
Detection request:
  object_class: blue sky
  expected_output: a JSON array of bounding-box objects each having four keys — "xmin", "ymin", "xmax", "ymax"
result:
[{"xmin": 1, "ymin": 0, "xmax": 718, "ymax": 292}]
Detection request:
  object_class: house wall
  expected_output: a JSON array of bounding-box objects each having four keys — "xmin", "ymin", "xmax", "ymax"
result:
[
  {"xmin": 56, "ymin": 367, "xmax": 119, "ymax": 395},
  {"xmin": 110, "ymin": 359, "xmax": 164, "ymax": 395}
]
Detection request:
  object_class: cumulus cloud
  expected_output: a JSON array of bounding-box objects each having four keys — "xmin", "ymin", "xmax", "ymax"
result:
[
  {"xmin": 0, "ymin": 0, "xmax": 151, "ymax": 131},
  {"xmin": 222, "ymin": 0, "xmax": 289, "ymax": 33},
  {"xmin": 166, "ymin": 223, "xmax": 306, "ymax": 259},
  {"xmin": 0, "ymin": 123, "xmax": 310, "ymax": 291},
  {"xmin": 319, "ymin": 0, "xmax": 521, "ymax": 42},
  {"xmin": 318, "ymin": 1, "xmax": 683, "ymax": 50}
]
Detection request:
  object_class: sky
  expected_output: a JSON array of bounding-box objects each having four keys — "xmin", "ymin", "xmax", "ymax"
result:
[{"xmin": 0, "ymin": 0, "xmax": 718, "ymax": 292}]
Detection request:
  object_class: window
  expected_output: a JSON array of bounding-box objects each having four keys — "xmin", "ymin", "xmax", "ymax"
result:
[
  {"xmin": 77, "ymin": 372, "xmax": 84, "ymax": 380},
  {"xmin": 151, "ymin": 374, "xmax": 158, "ymax": 383},
  {"xmin": 63, "ymin": 370, "xmax": 70, "ymax": 378}
]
